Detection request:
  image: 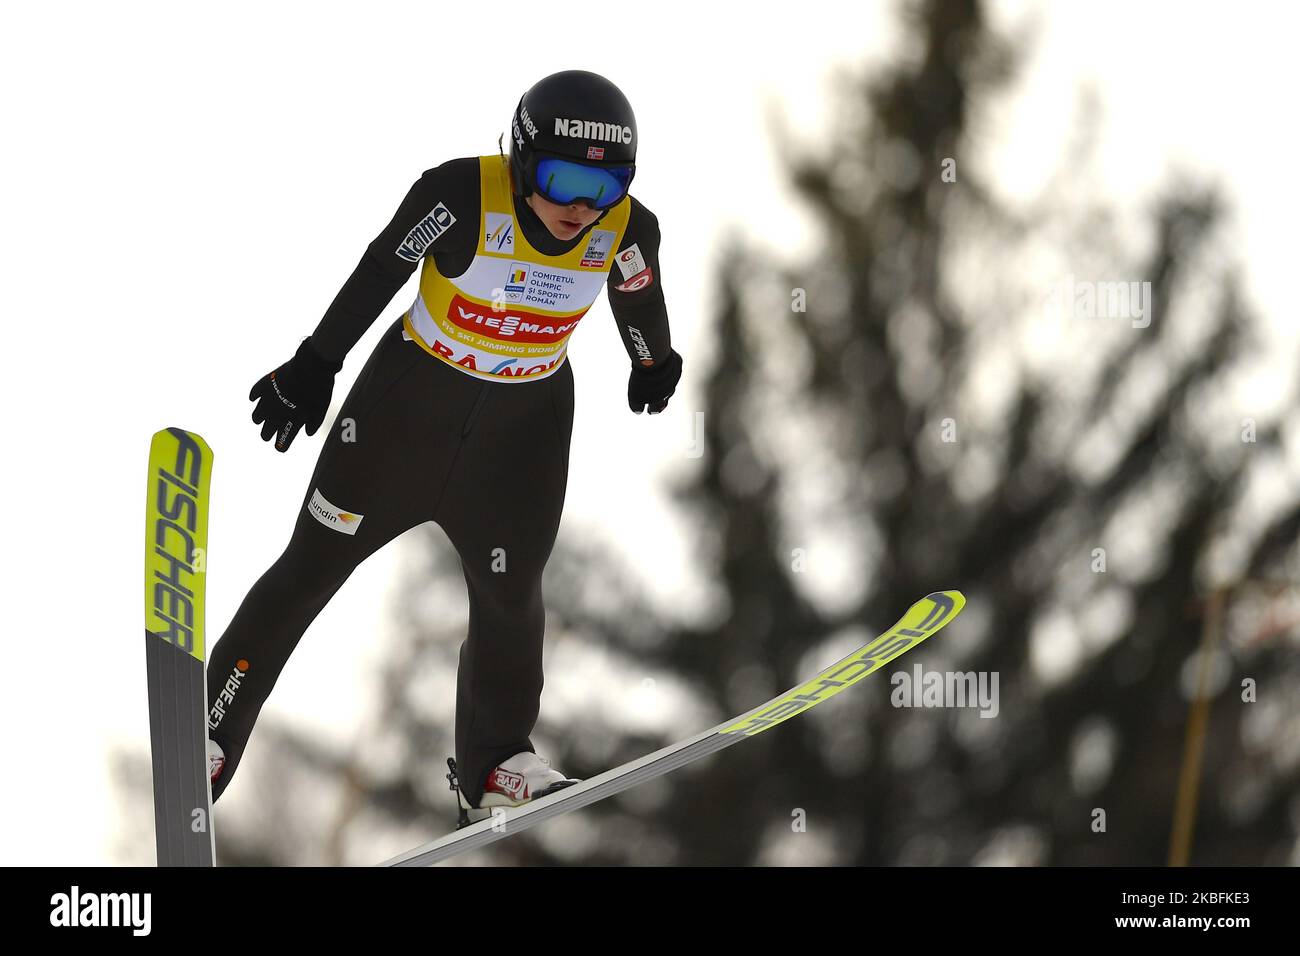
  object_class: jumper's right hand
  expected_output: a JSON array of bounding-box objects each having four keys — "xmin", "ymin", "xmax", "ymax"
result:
[{"xmin": 248, "ymin": 338, "xmax": 341, "ymax": 452}]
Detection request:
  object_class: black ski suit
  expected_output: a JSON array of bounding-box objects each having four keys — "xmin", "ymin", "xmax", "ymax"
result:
[{"xmin": 205, "ymin": 156, "xmax": 673, "ymax": 807}]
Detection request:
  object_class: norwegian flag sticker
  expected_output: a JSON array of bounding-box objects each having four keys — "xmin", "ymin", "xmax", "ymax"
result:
[{"xmin": 586, "ymin": 146, "xmax": 605, "ymax": 160}]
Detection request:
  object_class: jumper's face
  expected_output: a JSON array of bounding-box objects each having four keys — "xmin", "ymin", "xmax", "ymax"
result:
[{"xmin": 525, "ymin": 191, "xmax": 603, "ymax": 240}]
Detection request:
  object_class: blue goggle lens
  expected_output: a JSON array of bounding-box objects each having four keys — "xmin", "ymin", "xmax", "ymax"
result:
[{"xmin": 534, "ymin": 157, "xmax": 633, "ymax": 209}]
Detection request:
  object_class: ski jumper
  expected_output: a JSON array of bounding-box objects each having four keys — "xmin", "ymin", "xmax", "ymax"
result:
[{"xmin": 206, "ymin": 154, "xmax": 672, "ymax": 807}]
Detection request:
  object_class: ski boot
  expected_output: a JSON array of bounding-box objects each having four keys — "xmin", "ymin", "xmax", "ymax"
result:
[
  {"xmin": 445, "ymin": 752, "xmax": 580, "ymax": 829},
  {"xmin": 208, "ymin": 739, "xmax": 226, "ymax": 787}
]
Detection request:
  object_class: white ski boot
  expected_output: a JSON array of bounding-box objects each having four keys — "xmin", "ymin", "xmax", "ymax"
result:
[
  {"xmin": 208, "ymin": 739, "xmax": 226, "ymax": 786},
  {"xmin": 447, "ymin": 751, "xmax": 580, "ymax": 828}
]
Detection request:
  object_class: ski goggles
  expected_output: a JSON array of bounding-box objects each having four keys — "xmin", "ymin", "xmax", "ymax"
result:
[{"xmin": 532, "ymin": 156, "xmax": 634, "ymax": 210}]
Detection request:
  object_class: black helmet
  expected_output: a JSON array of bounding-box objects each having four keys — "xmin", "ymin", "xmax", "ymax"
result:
[{"xmin": 509, "ymin": 70, "xmax": 637, "ymax": 208}]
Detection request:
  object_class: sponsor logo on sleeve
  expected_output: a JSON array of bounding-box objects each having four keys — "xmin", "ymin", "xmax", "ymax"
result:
[
  {"xmin": 614, "ymin": 267, "xmax": 654, "ymax": 293},
  {"xmin": 627, "ymin": 325, "xmax": 655, "ymax": 365},
  {"xmin": 396, "ymin": 202, "xmax": 457, "ymax": 262},
  {"xmin": 308, "ymin": 488, "xmax": 364, "ymax": 535},
  {"xmin": 207, "ymin": 659, "xmax": 250, "ymax": 730},
  {"xmin": 615, "ymin": 243, "xmax": 647, "ymax": 279}
]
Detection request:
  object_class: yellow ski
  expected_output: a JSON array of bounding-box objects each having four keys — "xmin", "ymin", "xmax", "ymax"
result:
[
  {"xmin": 382, "ymin": 590, "xmax": 965, "ymax": 866},
  {"xmin": 143, "ymin": 427, "xmax": 215, "ymax": 867}
]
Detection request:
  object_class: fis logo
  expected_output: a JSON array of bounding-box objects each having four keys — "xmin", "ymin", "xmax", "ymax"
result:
[
  {"xmin": 579, "ymin": 229, "xmax": 615, "ymax": 268},
  {"xmin": 554, "ymin": 118, "xmax": 633, "ymax": 145},
  {"xmin": 485, "ymin": 213, "xmax": 515, "ymax": 255},
  {"xmin": 207, "ymin": 659, "xmax": 250, "ymax": 730},
  {"xmin": 396, "ymin": 203, "xmax": 457, "ymax": 262}
]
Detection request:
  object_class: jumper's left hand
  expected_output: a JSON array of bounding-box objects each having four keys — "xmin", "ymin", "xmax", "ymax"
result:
[{"xmin": 628, "ymin": 349, "xmax": 683, "ymax": 415}]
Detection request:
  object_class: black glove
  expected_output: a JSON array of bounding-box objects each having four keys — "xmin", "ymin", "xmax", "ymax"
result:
[
  {"xmin": 248, "ymin": 338, "xmax": 341, "ymax": 452},
  {"xmin": 627, "ymin": 348, "xmax": 682, "ymax": 415}
]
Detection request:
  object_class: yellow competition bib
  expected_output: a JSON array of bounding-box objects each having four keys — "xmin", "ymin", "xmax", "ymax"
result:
[{"xmin": 402, "ymin": 155, "xmax": 631, "ymax": 382}]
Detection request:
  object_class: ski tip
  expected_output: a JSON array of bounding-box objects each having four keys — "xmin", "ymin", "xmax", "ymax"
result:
[
  {"xmin": 151, "ymin": 427, "xmax": 213, "ymax": 454},
  {"xmin": 717, "ymin": 590, "xmax": 968, "ymax": 739},
  {"xmin": 922, "ymin": 589, "xmax": 966, "ymax": 613}
]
